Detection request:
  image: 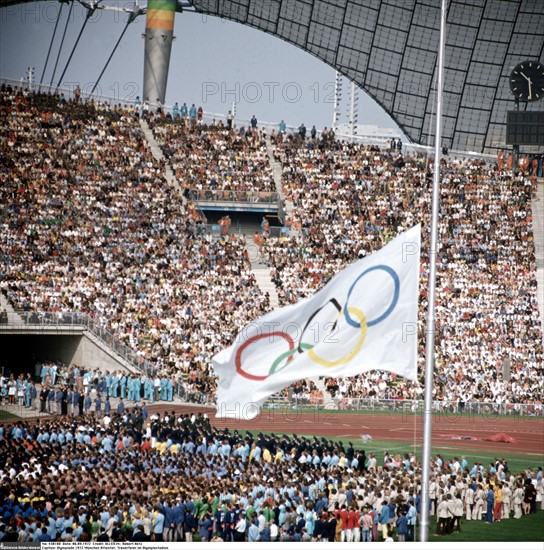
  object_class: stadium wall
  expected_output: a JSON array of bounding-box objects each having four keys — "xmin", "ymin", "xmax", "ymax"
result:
[{"xmin": 0, "ymin": 332, "xmax": 138, "ymax": 376}]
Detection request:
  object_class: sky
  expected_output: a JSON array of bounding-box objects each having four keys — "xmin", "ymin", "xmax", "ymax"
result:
[{"xmin": 0, "ymin": 0, "xmax": 401, "ymax": 133}]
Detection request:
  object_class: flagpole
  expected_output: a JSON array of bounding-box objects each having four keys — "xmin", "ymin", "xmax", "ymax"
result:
[{"xmin": 419, "ymin": 0, "xmax": 447, "ymax": 542}]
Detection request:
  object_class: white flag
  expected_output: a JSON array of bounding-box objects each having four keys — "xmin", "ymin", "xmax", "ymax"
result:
[{"xmin": 212, "ymin": 225, "xmax": 421, "ymax": 419}]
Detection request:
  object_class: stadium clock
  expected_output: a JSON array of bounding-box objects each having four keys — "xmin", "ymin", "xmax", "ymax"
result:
[{"xmin": 509, "ymin": 60, "xmax": 544, "ymax": 102}]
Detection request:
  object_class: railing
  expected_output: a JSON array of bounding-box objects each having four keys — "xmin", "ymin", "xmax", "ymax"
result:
[
  {"xmin": 0, "ymin": 311, "xmax": 155, "ymax": 376},
  {"xmin": 182, "ymin": 394, "xmax": 543, "ymax": 418},
  {"xmin": 172, "ymin": 391, "xmax": 543, "ymax": 418},
  {"xmin": 190, "ymin": 189, "xmax": 280, "ymax": 209},
  {"xmin": 330, "ymin": 397, "xmax": 544, "ymax": 417}
]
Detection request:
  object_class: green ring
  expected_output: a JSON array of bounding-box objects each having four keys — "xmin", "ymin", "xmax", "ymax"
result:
[{"xmin": 269, "ymin": 343, "xmax": 314, "ymax": 375}]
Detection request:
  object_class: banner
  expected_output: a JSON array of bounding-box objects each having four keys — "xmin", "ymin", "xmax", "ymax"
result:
[{"xmin": 212, "ymin": 225, "xmax": 421, "ymax": 419}]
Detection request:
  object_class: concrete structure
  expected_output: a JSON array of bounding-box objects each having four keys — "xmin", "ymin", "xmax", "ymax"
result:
[
  {"xmin": 142, "ymin": 0, "xmax": 176, "ymax": 110},
  {"xmin": 0, "ymin": 321, "xmax": 142, "ymax": 375}
]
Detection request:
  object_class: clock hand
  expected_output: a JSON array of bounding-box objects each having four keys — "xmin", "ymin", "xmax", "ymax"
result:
[
  {"xmin": 528, "ymin": 78, "xmax": 532, "ymax": 100},
  {"xmin": 519, "ymin": 71, "xmax": 531, "ymax": 82}
]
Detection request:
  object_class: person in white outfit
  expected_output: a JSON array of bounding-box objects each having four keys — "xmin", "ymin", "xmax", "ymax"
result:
[
  {"xmin": 513, "ymin": 482, "xmax": 524, "ymax": 519},
  {"xmin": 502, "ymin": 482, "xmax": 512, "ymax": 519},
  {"xmin": 472, "ymin": 485, "xmax": 485, "ymax": 521},
  {"xmin": 464, "ymin": 485, "xmax": 474, "ymax": 520}
]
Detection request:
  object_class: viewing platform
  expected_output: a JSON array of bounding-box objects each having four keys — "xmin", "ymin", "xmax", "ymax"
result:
[{"xmin": 189, "ymin": 190, "xmax": 284, "ymax": 221}]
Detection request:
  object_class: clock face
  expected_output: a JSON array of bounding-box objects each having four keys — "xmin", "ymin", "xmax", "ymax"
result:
[{"xmin": 509, "ymin": 60, "xmax": 544, "ymax": 102}]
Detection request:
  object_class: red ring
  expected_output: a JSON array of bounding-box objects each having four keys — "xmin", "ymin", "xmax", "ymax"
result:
[{"xmin": 235, "ymin": 332, "xmax": 295, "ymax": 380}]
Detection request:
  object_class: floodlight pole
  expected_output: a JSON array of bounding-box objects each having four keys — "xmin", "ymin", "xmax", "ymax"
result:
[
  {"xmin": 332, "ymin": 71, "xmax": 342, "ymax": 132},
  {"xmin": 419, "ymin": 0, "xmax": 447, "ymax": 542},
  {"xmin": 349, "ymin": 81, "xmax": 358, "ymax": 138}
]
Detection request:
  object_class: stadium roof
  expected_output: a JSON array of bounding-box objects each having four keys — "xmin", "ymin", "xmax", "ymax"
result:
[{"xmin": 2, "ymin": 0, "xmax": 544, "ymax": 153}]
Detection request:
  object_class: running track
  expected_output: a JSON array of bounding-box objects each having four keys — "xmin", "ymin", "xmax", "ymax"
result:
[{"xmin": 166, "ymin": 405, "xmax": 544, "ymax": 457}]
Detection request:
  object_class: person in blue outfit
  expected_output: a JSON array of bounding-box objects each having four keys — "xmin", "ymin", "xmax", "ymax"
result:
[
  {"xmin": 166, "ymin": 378, "xmax": 173, "ymax": 401},
  {"xmin": 486, "ymin": 485, "xmax": 495, "ymax": 523},
  {"xmin": 160, "ymin": 377, "xmax": 168, "ymax": 401},
  {"xmin": 120, "ymin": 374, "xmax": 127, "ymax": 399},
  {"xmin": 198, "ymin": 512, "xmax": 213, "ymax": 542}
]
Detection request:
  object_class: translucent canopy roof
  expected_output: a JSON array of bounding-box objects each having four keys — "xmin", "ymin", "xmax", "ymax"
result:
[{"xmin": 2, "ymin": 0, "xmax": 543, "ymax": 153}]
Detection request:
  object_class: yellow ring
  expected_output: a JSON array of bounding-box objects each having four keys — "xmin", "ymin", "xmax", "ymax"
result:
[{"xmin": 307, "ymin": 307, "xmax": 367, "ymax": 367}]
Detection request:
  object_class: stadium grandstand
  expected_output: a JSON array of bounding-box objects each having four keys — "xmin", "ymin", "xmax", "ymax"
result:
[{"xmin": 0, "ymin": 0, "xmax": 543, "ymax": 544}]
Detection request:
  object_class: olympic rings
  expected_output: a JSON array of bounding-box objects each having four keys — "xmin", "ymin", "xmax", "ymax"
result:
[
  {"xmin": 307, "ymin": 307, "xmax": 367, "ymax": 367},
  {"xmin": 344, "ymin": 265, "xmax": 399, "ymax": 328},
  {"xmin": 270, "ymin": 343, "xmax": 313, "ymax": 375},
  {"xmin": 236, "ymin": 332, "xmax": 294, "ymax": 381},
  {"xmin": 297, "ymin": 298, "xmax": 341, "ymax": 354},
  {"xmin": 235, "ymin": 265, "xmax": 400, "ymax": 381}
]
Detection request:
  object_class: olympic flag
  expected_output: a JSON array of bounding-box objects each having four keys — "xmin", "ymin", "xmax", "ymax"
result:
[{"xmin": 212, "ymin": 225, "xmax": 421, "ymax": 419}]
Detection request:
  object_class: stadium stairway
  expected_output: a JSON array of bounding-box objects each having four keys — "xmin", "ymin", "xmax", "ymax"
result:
[
  {"xmin": 0, "ymin": 292, "xmax": 23, "ymax": 324},
  {"xmin": 139, "ymin": 119, "xmax": 183, "ymax": 198},
  {"xmin": 533, "ymin": 178, "xmax": 544, "ymax": 333},
  {"xmin": 246, "ymin": 244, "xmax": 280, "ymax": 310},
  {"xmin": 265, "ymin": 138, "xmax": 299, "ymax": 236}
]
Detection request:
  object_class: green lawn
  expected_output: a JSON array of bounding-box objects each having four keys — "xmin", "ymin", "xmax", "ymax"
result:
[
  {"xmin": 0, "ymin": 410, "xmax": 19, "ymax": 421},
  {"xmin": 425, "ymin": 510, "xmax": 544, "ymax": 542}
]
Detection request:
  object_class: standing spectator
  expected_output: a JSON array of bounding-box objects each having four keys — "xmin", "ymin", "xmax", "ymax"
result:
[
  {"xmin": 486, "ymin": 485, "xmax": 495, "ymax": 523},
  {"xmin": 396, "ymin": 509, "xmax": 408, "ymax": 542},
  {"xmin": 189, "ymin": 104, "xmax": 197, "ymax": 126},
  {"xmin": 152, "ymin": 506, "xmax": 165, "ymax": 542}
]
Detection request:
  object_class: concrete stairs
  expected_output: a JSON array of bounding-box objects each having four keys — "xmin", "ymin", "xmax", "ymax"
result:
[
  {"xmin": 266, "ymin": 138, "xmax": 298, "ymax": 235},
  {"xmin": 532, "ymin": 178, "xmax": 544, "ymax": 336},
  {"xmin": 139, "ymin": 119, "xmax": 182, "ymax": 197},
  {"xmin": 0, "ymin": 292, "xmax": 24, "ymax": 324},
  {"xmin": 246, "ymin": 243, "xmax": 280, "ymax": 310}
]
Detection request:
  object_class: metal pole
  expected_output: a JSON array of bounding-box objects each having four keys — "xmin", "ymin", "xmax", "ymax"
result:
[
  {"xmin": 349, "ymin": 81, "xmax": 356, "ymax": 138},
  {"xmin": 332, "ymin": 71, "xmax": 342, "ymax": 132},
  {"xmin": 419, "ymin": 0, "xmax": 447, "ymax": 542}
]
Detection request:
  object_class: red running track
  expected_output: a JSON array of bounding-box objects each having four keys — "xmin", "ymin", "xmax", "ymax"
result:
[{"xmin": 165, "ymin": 405, "xmax": 544, "ymax": 457}]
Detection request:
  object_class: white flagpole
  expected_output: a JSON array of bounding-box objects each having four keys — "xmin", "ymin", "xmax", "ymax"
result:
[{"xmin": 419, "ymin": 0, "xmax": 447, "ymax": 542}]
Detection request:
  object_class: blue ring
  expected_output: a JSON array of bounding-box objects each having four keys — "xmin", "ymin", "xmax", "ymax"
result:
[{"xmin": 344, "ymin": 265, "xmax": 400, "ymax": 328}]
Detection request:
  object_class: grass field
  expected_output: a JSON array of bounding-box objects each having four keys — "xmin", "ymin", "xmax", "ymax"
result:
[
  {"xmin": 0, "ymin": 410, "xmax": 19, "ymax": 421},
  {"xmin": 426, "ymin": 510, "xmax": 544, "ymax": 542}
]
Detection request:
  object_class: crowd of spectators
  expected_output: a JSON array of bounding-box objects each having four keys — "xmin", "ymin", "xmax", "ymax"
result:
[
  {"xmin": 0, "ymin": 409, "xmax": 541, "ymax": 542},
  {"xmin": 150, "ymin": 117, "xmax": 277, "ymax": 197},
  {"xmin": 0, "ymin": 85, "xmax": 269, "ymax": 402},
  {"xmin": 261, "ymin": 135, "xmax": 543, "ymax": 406}
]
